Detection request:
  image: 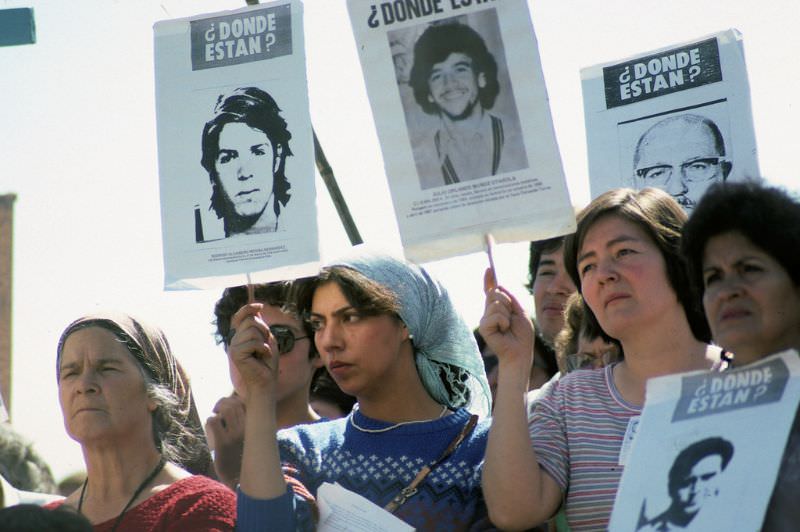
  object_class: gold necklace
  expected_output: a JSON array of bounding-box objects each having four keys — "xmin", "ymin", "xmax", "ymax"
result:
[{"xmin": 349, "ymin": 404, "xmax": 449, "ymax": 433}]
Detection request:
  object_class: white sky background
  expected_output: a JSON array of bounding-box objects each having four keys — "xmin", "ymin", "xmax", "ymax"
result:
[{"xmin": 0, "ymin": 0, "xmax": 797, "ymax": 482}]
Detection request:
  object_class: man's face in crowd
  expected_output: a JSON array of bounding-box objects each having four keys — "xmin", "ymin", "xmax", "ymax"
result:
[
  {"xmin": 215, "ymin": 122, "xmax": 275, "ymax": 219},
  {"xmin": 427, "ymin": 52, "xmax": 484, "ymax": 120},
  {"xmin": 634, "ymin": 118, "xmax": 727, "ymax": 209},
  {"xmin": 676, "ymin": 454, "xmax": 723, "ymax": 515},
  {"xmin": 533, "ymin": 244, "xmax": 576, "ymax": 343}
]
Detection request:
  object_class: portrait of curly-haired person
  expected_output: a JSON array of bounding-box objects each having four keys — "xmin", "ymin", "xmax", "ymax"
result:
[{"xmin": 398, "ymin": 11, "xmax": 528, "ymax": 189}]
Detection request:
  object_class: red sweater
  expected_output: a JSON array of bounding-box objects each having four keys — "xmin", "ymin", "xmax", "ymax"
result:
[{"xmin": 47, "ymin": 475, "xmax": 235, "ymax": 531}]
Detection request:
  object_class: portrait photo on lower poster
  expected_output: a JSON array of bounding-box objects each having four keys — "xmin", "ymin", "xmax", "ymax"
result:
[
  {"xmin": 195, "ymin": 85, "xmax": 295, "ymax": 243},
  {"xmin": 389, "ymin": 8, "xmax": 528, "ymax": 190},
  {"xmin": 616, "ymin": 100, "xmax": 732, "ymax": 212},
  {"xmin": 636, "ymin": 436, "xmax": 735, "ymax": 531}
]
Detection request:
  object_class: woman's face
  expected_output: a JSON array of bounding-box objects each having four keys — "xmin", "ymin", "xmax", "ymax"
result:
[
  {"xmin": 702, "ymin": 231, "xmax": 800, "ymax": 364},
  {"xmin": 308, "ymin": 281, "xmax": 411, "ymax": 400},
  {"xmin": 58, "ymin": 327, "xmax": 155, "ymax": 445},
  {"xmin": 215, "ymin": 122, "xmax": 275, "ymax": 219},
  {"xmin": 576, "ymin": 215, "xmax": 678, "ymax": 342}
]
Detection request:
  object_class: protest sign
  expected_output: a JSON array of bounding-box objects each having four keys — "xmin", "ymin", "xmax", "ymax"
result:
[
  {"xmin": 154, "ymin": 0, "xmax": 319, "ymax": 290},
  {"xmin": 609, "ymin": 350, "xmax": 800, "ymax": 531},
  {"xmin": 347, "ymin": 0, "xmax": 574, "ymax": 262},
  {"xmin": 582, "ymin": 29, "xmax": 759, "ymax": 211}
]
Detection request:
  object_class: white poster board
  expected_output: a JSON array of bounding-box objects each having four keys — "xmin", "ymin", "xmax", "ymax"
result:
[
  {"xmin": 154, "ymin": 0, "xmax": 319, "ymax": 290},
  {"xmin": 582, "ymin": 29, "xmax": 759, "ymax": 211},
  {"xmin": 347, "ymin": 0, "xmax": 574, "ymax": 263},
  {"xmin": 609, "ymin": 351, "xmax": 800, "ymax": 531}
]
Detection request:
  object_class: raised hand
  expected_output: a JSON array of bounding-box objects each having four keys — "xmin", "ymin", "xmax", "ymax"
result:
[
  {"xmin": 205, "ymin": 392, "xmax": 246, "ymax": 489},
  {"xmin": 479, "ymin": 268, "xmax": 535, "ymax": 375},
  {"xmin": 227, "ymin": 303, "xmax": 279, "ymax": 398}
]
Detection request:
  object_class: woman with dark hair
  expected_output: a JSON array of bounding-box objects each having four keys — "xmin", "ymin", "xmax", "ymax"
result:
[
  {"xmin": 49, "ymin": 313, "xmax": 235, "ymax": 530},
  {"xmin": 480, "ymin": 188, "xmax": 724, "ymax": 530},
  {"xmin": 229, "ymin": 250, "xmax": 493, "ymax": 531},
  {"xmin": 200, "ymin": 86, "xmax": 292, "ymax": 237},
  {"xmin": 681, "ymin": 181, "xmax": 800, "ymax": 530}
]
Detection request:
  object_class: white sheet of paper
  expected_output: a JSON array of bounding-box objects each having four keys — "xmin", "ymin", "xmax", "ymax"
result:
[
  {"xmin": 609, "ymin": 350, "xmax": 800, "ymax": 531},
  {"xmin": 581, "ymin": 29, "xmax": 760, "ymax": 209},
  {"xmin": 154, "ymin": 0, "xmax": 320, "ymax": 290},
  {"xmin": 347, "ymin": 0, "xmax": 574, "ymax": 263},
  {"xmin": 317, "ymin": 482, "xmax": 415, "ymax": 532}
]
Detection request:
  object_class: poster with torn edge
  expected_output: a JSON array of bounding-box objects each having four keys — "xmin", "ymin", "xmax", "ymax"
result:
[
  {"xmin": 154, "ymin": 0, "xmax": 319, "ymax": 290},
  {"xmin": 609, "ymin": 350, "xmax": 800, "ymax": 531},
  {"xmin": 347, "ymin": 0, "xmax": 574, "ymax": 263},
  {"xmin": 581, "ymin": 29, "xmax": 760, "ymax": 211}
]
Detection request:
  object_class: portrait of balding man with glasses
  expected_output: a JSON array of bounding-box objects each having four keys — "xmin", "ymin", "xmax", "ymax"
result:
[{"xmin": 632, "ymin": 113, "xmax": 732, "ymax": 210}]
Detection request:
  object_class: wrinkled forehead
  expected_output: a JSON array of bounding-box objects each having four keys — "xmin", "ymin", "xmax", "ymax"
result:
[
  {"xmin": 58, "ymin": 326, "xmax": 139, "ymax": 367},
  {"xmin": 57, "ymin": 318, "xmax": 155, "ymax": 379}
]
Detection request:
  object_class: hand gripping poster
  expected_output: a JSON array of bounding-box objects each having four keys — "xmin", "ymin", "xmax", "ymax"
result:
[
  {"xmin": 154, "ymin": 0, "xmax": 319, "ymax": 290},
  {"xmin": 609, "ymin": 351, "xmax": 800, "ymax": 531},
  {"xmin": 347, "ymin": 0, "xmax": 574, "ymax": 262},
  {"xmin": 582, "ymin": 29, "xmax": 759, "ymax": 212}
]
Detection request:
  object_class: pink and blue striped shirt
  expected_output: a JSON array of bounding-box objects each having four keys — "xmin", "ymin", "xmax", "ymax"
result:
[{"xmin": 529, "ymin": 364, "xmax": 639, "ymax": 531}]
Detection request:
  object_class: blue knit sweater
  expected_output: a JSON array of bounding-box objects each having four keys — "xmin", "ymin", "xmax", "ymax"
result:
[{"xmin": 237, "ymin": 408, "xmax": 492, "ymax": 531}]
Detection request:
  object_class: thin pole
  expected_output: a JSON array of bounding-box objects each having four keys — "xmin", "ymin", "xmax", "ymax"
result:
[{"xmin": 313, "ymin": 129, "xmax": 363, "ymax": 245}]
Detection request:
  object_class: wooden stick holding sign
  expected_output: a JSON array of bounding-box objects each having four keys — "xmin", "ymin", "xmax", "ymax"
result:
[
  {"xmin": 485, "ymin": 233, "xmax": 498, "ymax": 289},
  {"xmin": 245, "ymin": 273, "xmax": 255, "ymax": 304}
]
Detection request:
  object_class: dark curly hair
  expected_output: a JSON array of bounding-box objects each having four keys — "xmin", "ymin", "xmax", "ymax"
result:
[
  {"xmin": 409, "ymin": 22, "xmax": 499, "ymax": 115},
  {"xmin": 681, "ymin": 181, "xmax": 800, "ymax": 300},
  {"xmin": 213, "ymin": 281, "xmax": 316, "ymax": 354}
]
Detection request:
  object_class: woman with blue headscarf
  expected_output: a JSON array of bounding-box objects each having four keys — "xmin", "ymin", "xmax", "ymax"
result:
[{"xmin": 228, "ymin": 250, "xmax": 492, "ymax": 531}]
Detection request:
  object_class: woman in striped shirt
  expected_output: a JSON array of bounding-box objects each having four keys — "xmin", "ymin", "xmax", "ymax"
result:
[{"xmin": 480, "ymin": 188, "xmax": 724, "ymax": 531}]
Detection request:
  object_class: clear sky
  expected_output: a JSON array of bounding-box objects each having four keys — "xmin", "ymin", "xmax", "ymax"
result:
[{"xmin": 0, "ymin": 0, "xmax": 797, "ymax": 482}]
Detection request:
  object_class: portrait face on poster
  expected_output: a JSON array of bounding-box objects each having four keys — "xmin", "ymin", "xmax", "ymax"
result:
[
  {"xmin": 637, "ymin": 436, "xmax": 734, "ymax": 531},
  {"xmin": 197, "ymin": 86, "xmax": 294, "ymax": 242},
  {"xmin": 617, "ymin": 103, "xmax": 732, "ymax": 212},
  {"xmin": 389, "ymin": 9, "xmax": 529, "ymax": 190}
]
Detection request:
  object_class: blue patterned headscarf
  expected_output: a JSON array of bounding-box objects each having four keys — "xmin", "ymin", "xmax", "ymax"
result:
[{"xmin": 330, "ymin": 249, "xmax": 492, "ymax": 418}]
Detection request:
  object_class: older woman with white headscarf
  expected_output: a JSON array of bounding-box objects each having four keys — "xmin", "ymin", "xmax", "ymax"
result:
[
  {"xmin": 229, "ymin": 251, "xmax": 492, "ymax": 531},
  {"xmin": 49, "ymin": 313, "xmax": 236, "ymax": 531}
]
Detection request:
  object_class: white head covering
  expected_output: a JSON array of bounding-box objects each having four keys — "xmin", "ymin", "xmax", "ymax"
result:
[{"xmin": 330, "ymin": 249, "xmax": 492, "ymax": 418}]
